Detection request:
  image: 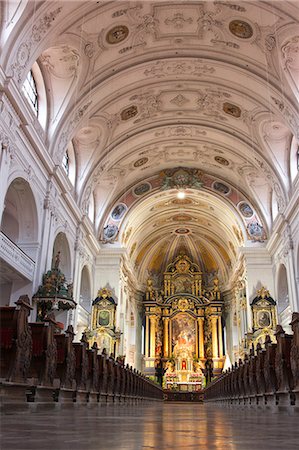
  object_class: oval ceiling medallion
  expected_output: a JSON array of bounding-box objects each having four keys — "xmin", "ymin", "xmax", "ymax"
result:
[
  {"xmin": 111, "ymin": 203, "xmax": 127, "ymax": 221},
  {"xmin": 214, "ymin": 156, "xmax": 230, "ymax": 166},
  {"xmin": 106, "ymin": 25, "xmax": 129, "ymax": 44},
  {"xmin": 103, "ymin": 224, "xmax": 118, "ymax": 240},
  {"xmin": 133, "ymin": 182, "xmax": 151, "ymax": 196},
  {"xmin": 133, "ymin": 157, "xmax": 148, "ymax": 168},
  {"xmin": 239, "ymin": 202, "xmax": 254, "ymax": 218},
  {"xmin": 229, "ymin": 20, "xmax": 253, "ymax": 39},
  {"xmin": 223, "ymin": 102, "xmax": 241, "ymax": 118},
  {"xmin": 175, "ymin": 228, "xmax": 190, "ymax": 235},
  {"xmin": 213, "ymin": 181, "xmax": 230, "ymax": 195},
  {"xmin": 121, "ymin": 105, "xmax": 138, "ymax": 121},
  {"xmin": 247, "ymin": 222, "xmax": 264, "ymax": 239}
]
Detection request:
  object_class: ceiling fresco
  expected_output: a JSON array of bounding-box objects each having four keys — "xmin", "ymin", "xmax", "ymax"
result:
[{"xmin": 2, "ymin": 0, "xmax": 298, "ymax": 288}]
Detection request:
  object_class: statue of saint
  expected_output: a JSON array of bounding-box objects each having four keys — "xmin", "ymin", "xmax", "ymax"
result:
[{"xmin": 54, "ymin": 252, "xmax": 60, "ymax": 269}]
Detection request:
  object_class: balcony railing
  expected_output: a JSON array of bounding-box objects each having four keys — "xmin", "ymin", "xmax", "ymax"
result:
[{"xmin": 0, "ymin": 231, "xmax": 35, "ymax": 281}]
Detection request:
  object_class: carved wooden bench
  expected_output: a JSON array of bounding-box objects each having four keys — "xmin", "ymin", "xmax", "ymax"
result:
[
  {"xmin": 54, "ymin": 325, "xmax": 76, "ymax": 403},
  {"xmin": 73, "ymin": 334, "xmax": 89, "ymax": 403},
  {"xmin": 0, "ymin": 296, "xmax": 33, "ymax": 406}
]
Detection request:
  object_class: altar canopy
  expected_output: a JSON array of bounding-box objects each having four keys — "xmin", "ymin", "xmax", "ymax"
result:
[{"xmin": 143, "ymin": 255, "xmax": 224, "ymax": 388}]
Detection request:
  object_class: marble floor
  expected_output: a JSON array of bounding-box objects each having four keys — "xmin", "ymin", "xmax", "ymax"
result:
[{"xmin": 1, "ymin": 403, "xmax": 298, "ymax": 450}]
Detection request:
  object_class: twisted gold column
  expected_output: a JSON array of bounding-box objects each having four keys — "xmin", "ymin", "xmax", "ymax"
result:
[
  {"xmin": 218, "ymin": 316, "xmax": 223, "ymax": 358},
  {"xmin": 211, "ymin": 316, "xmax": 219, "ymax": 358},
  {"xmin": 145, "ymin": 315, "xmax": 150, "ymax": 357},
  {"xmin": 150, "ymin": 316, "xmax": 156, "ymax": 358},
  {"xmin": 163, "ymin": 318, "xmax": 169, "ymax": 358},
  {"xmin": 198, "ymin": 317, "xmax": 205, "ymax": 358},
  {"xmin": 195, "ymin": 319, "xmax": 199, "ymax": 358}
]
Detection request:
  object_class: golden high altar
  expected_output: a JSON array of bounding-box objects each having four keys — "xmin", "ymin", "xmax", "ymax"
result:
[{"xmin": 143, "ymin": 255, "xmax": 224, "ymax": 389}]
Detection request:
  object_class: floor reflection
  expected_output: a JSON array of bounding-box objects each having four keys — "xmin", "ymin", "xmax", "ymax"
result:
[{"xmin": 1, "ymin": 403, "xmax": 298, "ymax": 450}]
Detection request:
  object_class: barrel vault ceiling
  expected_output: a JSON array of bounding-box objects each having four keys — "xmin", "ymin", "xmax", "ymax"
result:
[{"xmin": 1, "ymin": 1, "xmax": 299, "ymax": 287}]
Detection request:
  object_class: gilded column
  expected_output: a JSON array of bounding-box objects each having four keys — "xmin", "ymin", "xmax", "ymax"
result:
[
  {"xmin": 218, "ymin": 316, "xmax": 223, "ymax": 358},
  {"xmin": 169, "ymin": 319, "xmax": 172, "ymax": 356},
  {"xmin": 163, "ymin": 318, "xmax": 169, "ymax": 358},
  {"xmin": 164, "ymin": 279, "xmax": 168, "ymax": 296},
  {"xmin": 195, "ymin": 319, "xmax": 199, "ymax": 358},
  {"xmin": 145, "ymin": 314, "xmax": 150, "ymax": 357},
  {"xmin": 211, "ymin": 316, "xmax": 219, "ymax": 358},
  {"xmin": 150, "ymin": 316, "xmax": 156, "ymax": 358},
  {"xmin": 198, "ymin": 317, "xmax": 205, "ymax": 358}
]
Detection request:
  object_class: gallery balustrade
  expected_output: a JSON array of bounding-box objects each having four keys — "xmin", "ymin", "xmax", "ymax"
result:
[{"xmin": 0, "ymin": 231, "xmax": 36, "ymax": 281}]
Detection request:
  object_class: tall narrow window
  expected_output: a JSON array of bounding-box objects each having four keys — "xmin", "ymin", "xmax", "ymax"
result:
[
  {"xmin": 62, "ymin": 150, "xmax": 70, "ymax": 175},
  {"xmin": 22, "ymin": 70, "xmax": 38, "ymax": 115}
]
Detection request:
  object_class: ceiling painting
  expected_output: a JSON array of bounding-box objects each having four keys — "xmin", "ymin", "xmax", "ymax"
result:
[{"xmin": 4, "ymin": 0, "xmax": 298, "ymax": 289}]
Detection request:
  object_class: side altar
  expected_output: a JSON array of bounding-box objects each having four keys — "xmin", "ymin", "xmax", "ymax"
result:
[
  {"xmin": 86, "ymin": 288, "xmax": 121, "ymax": 357},
  {"xmin": 143, "ymin": 255, "xmax": 224, "ymax": 388}
]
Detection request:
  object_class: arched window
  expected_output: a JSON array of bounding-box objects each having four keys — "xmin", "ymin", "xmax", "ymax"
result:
[
  {"xmin": 62, "ymin": 141, "xmax": 76, "ymax": 185},
  {"xmin": 290, "ymin": 136, "xmax": 299, "ymax": 182},
  {"xmin": 22, "ymin": 70, "xmax": 38, "ymax": 115},
  {"xmin": 62, "ymin": 150, "xmax": 70, "ymax": 175},
  {"xmin": 277, "ymin": 264, "xmax": 289, "ymax": 314},
  {"xmin": 87, "ymin": 192, "xmax": 95, "ymax": 223}
]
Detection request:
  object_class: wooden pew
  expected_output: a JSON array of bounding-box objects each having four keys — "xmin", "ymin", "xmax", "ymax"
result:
[
  {"xmin": 106, "ymin": 357, "xmax": 116, "ymax": 402},
  {"xmin": 118, "ymin": 361, "xmax": 126, "ymax": 402},
  {"xmin": 28, "ymin": 315, "xmax": 58, "ymax": 404},
  {"xmin": 274, "ymin": 325, "xmax": 293, "ymax": 407},
  {"xmin": 87, "ymin": 342, "xmax": 99, "ymax": 403},
  {"xmin": 263, "ymin": 335, "xmax": 277, "ymax": 406},
  {"xmin": 113, "ymin": 361, "xmax": 121, "ymax": 403},
  {"xmin": 0, "ymin": 296, "xmax": 33, "ymax": 407},
  {"xmin": 0, "ymin": 296, "xmax": 33, "ymax": 383},
  {"xmin": 255, "ymin": 343, "xmax": 266, "ymax": 405},
  {"xmin": 98, "ymin": 352, "xmax": 108, "ymax": 403},
  {"xmin": 54, "ymin": 325, "xmax": 76, "ymax": 403},
  {"xmin": 73, "ymin": 333, "xmax": 89, "ymax": 403},
  {"xmin": 203, "ymin": 313, "xmax": 299, "ymax": 410},
  {"xmin": 290, "ymin": 312, "xmax": 299, "ymax": 405}
]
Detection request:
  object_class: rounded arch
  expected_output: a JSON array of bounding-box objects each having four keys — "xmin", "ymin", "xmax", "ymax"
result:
[
  {"xmin": 51, "ymin": 232, "xmax": 72, "ymax": 280},
  {"xmin": 1, "ymin": 177, "xmax": 39, "ymax": 259},
  {"xmin": 79, "ymin": 265, "xmax": 92, "ymax": 312},
  {"xmin": 0, "ymin": 177, "xmax": 39, "ymax": 306},
  {"xmin": 276, "ymin": 264, "xmax": 290, "ymax": 315}
]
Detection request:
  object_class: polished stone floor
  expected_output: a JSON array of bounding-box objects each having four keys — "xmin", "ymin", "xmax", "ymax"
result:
[{"xmin": 1, "ymin": 403, "xmax": 298, "ymax": 450}]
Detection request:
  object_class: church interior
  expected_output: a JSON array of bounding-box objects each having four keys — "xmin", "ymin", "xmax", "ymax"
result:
[{"xmin": 0, "ymin": 0, "xmax": 299, "ymax": 447}]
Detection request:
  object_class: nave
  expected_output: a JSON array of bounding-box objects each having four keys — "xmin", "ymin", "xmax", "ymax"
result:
[{"xmin": 1, "ymin": 403, "xmax": 298, "ymax": 450}]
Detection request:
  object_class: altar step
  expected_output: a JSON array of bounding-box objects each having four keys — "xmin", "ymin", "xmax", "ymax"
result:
[{"xmin": 163, "ymin": 390, "xmax": 204, "ymax": 402}]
